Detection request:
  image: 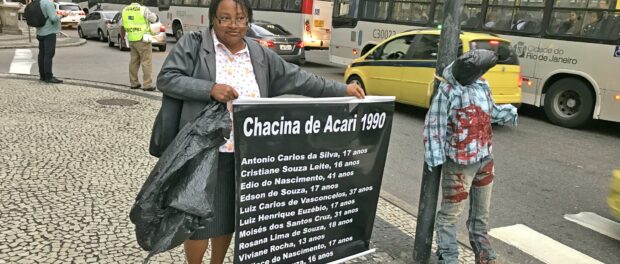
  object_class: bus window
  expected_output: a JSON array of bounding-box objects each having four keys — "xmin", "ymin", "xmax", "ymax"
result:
[
  {"xmin": 470, "ymin": 40, "xmax": 518, "ymax": 65},
  {"xmin": 548, "ymin": 0, "xmax": 620, "ymax": 41},
  {"xmin": 283, "ymin": 0, "xmax": 301, "ymax": 11},
  {"xmin": 250, "ymin": 0, "xmax": 259, "ymax": 8},
  {"xmin": 484, "ymin": 1, "xmax": 545, "ymax": 33},
  {"xmin": 432, "ymin": 0, "xmax": 482, "ymax": 28},
  {"xmin": 260, "ymin": 0, "xmax": 272, "ymax": 9},
  {"xmin": 334, "ymin": 0, "xmax": 355, "ymax": 18},
  {"xmin": 360, "ymin": 0, "xmax": 389, "ymax": 20},
  {"xmin": 199, "ymin": 0, "xmax": 210, "ymax": 7},
  {"xmin": 270, "ymin": 0, "xmax": 282, "ymax": 9},
  {"xmin": 390, "ymin": 1, "xmax": 431, "ymax": 24}
]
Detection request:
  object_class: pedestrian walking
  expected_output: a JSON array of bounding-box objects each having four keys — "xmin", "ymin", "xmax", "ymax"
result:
[
  {"xmin": 423, "ymin": 50, "xmax": 518, "ymax": 264},
  {"xmin": 36, "ymin": 0, "xmax": 66, "ymax": 83},
  {"xmin": 122, "ymin": 0, "xmax": 157, "ymax": 91},
  {"xmin": 155, "ymin": 0, "xmax": 364, "ymax": 262}
]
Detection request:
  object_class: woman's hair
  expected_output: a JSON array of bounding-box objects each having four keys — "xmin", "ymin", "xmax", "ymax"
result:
[{"xmin": 209, "ymin": 0, "xmax": 253, "ymax": 28}]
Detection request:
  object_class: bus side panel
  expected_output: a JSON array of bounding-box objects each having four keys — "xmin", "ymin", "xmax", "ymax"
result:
[
  {"xmin": 499, "ymin": 35, "xmax": 541, "ymax": 106},
  {"xmin": 535, "ymin": 39, "xmax": 617, "ymax": 119},
  {"xmin": 599, "ymin": 89, "xmax": 620, "ymax": 122}
]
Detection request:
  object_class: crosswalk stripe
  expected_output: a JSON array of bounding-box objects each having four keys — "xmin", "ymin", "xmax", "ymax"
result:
[
  {"xmin": 9, "ymin": 49, "xmax": 35, "ymax": 74},
  {"xmin": 489, "ymin": 224, "xmax": 604, "ymax": 264},
  {"xmin": 564, "ymin": 212, "xmax": 620, "ymax": 241}
]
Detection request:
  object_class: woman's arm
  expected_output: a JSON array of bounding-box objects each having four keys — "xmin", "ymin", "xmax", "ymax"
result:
[{"xmin": 157, "ymin": 33, "xmax": 214, "ymax": 102}]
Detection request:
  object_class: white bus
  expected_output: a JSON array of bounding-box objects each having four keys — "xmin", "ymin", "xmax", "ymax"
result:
[
  {"xmin": 153, "ymin": 0, "xmax": 332, "ymax": 48},
  {"xmin": 330, "ymin": 0, "xmax": 620, "ymax": 128}
]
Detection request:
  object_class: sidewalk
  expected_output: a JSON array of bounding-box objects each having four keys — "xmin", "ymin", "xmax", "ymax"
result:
[
  {"xmin": 0, "ymin": 75, "xmax": 475, "ymax": 263},
  {"xmin": 0, "ymin": 21, "xmax": 85, "ymax": 49}
]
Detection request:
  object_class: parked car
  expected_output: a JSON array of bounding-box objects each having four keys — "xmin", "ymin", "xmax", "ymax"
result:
[
  {"xmin": 247, "ymin": 21, "xmax": 305, "ymax": 66},
  {"xmin": 344, "ymin": 29, "xmax": 522, "ymax": 108},
  {"xmin": 77, "ymin": 11, "xmax": 118, "ymax": 42},
  {"xmin": 106, "ymin": 12, "xmax": 167, "ymax": 52},
  {"xmin": 609, "ymin": 169, "xmax": 620, "ymax": 221},
  {"xmin": 54, "ymin": 2, "xmax": 85, "ymax": 28}
]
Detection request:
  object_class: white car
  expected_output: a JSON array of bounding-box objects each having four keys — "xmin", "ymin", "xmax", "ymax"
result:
[
  {"xmin": 54, "ymin": 2, "xmax": 85, "ymax": 28},
  {"xmin": 78, "ymin": 11, "xmax": 118, "ymax": 42}
]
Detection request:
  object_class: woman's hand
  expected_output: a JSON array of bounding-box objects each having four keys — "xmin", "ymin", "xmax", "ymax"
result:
[
  {"xmin": 346, "ymin": 83, "xmax": 365, "ymax": 99},
  {"xmin": 211, "ymin": 83, "xmax": 239, "ymax": 102}
]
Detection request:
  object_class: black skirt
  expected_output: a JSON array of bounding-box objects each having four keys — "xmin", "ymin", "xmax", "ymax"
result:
[{"xmin": 190, "ymin": 152, "xmax": 236, "ymax": 240}]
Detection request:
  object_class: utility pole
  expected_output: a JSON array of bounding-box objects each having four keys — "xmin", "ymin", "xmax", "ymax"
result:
[{"xmin": 413, "ymin": 1, "xmax": 464, "ymax": 263}]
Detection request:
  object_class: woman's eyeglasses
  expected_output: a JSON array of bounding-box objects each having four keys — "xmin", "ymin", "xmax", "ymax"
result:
[{"xmin": 217, "ymin": 16, "xmax": 248, "ymax": 26}]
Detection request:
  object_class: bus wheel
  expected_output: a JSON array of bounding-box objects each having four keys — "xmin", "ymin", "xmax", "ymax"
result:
[
  {"xmin": 543, "ymin": 78, "xmax": 593, "ymax": 128},
  {"xmin": 173, "ymin": 24, "xmax": 183, "ymax": 42},
  {"xmin": 347, "ymin": 75, "xmax": 366, "ymax": 93}
]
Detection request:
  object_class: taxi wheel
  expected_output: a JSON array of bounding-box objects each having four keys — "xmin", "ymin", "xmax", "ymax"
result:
[
  {"xmin": 98, "ymin": 29, "xmax": 105, "ymax": 42},
  {"xmin": 77, "ymin": 27, "xmax": 85, "ymax": 39},
  {"xmin": 173, "ymin": 25, "xmax": 183, "ymax": 42},
  {"xmin": 107, "ymin": 32, "xmax": 114, "ymax": 47},
  {"xmin": 347, "ymin": 75, "xmax": 366, "ymax": 93},
  {"xmin": 543, "ymin": 78, "xmax": 593, "ymax": 128}
]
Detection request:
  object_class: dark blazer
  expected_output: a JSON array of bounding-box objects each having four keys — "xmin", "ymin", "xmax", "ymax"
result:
[{"xmin": 157, "ymin": 29, "xmax": 347, "ymax": 129}]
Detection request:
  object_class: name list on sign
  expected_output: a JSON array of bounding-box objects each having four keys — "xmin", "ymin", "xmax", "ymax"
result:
[{"xmin": 236, "ymin": 147, "xmax": 375, "ymax": 264}]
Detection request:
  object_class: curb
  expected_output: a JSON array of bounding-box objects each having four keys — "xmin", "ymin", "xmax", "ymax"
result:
[
  {"xmin": 0, "ymin": 38, "xmax": 87, "ymax": 49},
  {"xmin": 0, "ymin": 73, "xmax": 161, "ymax": 101}
]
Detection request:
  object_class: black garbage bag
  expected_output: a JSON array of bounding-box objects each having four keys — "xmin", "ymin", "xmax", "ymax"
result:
[
  {"xmin": 130, "ymin": 102, "xmax": 231, "ymax": 262},
  {"xmin": 451, "ymin": 49, "xmax": 498, "ymax": 86}
]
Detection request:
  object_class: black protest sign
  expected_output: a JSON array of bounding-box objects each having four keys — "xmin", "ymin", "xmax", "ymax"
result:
[{"xmin": 232, "ymin": 97, "xmax": 394, "ymax": 264}]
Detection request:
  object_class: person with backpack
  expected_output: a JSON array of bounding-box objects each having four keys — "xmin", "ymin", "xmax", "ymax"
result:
[{"xmin": 26, "ymin": 0, "xmax": 66, "ymax": 83}]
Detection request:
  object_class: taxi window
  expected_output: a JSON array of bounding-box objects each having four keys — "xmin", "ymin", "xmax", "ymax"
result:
[
  {"xmin": 406, "ymin": 34, "xmax": 462, "ymax": 60},
  {"xmin": 408, "ymin": 34, "xmax": 439, "ymax": 59},
  {"xmin": 469, "ymin": 40, "xmax": 519, "ymax": 65},
  {"xmin": 375, "ymin": 36, "xmax": 414, "ymax": 60}
]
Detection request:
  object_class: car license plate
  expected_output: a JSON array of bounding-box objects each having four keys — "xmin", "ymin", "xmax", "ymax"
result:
[
  {"xmin": 314, "ymin": 19, "xmax": 324, "ymax": 28},
  {"xmin": 280, "ymin": 45, "xmax": 292, "ymax": 51}
]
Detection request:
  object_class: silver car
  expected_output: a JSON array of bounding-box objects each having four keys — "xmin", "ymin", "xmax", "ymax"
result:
[{"xmin": 77, "ymin": 11, "xmax": 118, "ymax": 42}]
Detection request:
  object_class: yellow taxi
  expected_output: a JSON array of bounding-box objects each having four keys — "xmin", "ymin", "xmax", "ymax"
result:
[
  {"xmin": 344, "ymin": 29, "xmax": 522, "ymax": 108},
  {"xmin": 609, "ymin": 169, "xmax": 620, "ymax": 221}
]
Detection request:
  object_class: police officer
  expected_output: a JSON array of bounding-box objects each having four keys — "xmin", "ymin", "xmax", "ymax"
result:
[{"xmin": 122, "ymin": 0, "xmax": 157, "ymax": 91}]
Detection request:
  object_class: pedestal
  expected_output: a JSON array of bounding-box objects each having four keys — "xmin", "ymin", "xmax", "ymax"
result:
[{"xmin": 0, "ymin": 4, "xmax": 23, "ymax": 35}]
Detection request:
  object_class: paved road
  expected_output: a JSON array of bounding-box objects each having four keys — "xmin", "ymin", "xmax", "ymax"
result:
[{"xmin": 1, "ymin": 28, "xmax": 619, "ymax": 264}]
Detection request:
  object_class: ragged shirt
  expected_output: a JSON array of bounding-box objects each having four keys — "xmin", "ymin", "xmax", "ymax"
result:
[
  {"xmin": 423, "ymin": 64, "xmax": 518, "ymax": 168},
  {"xmin": 212, "ymin": 30, "xmax": 261, "ymax": 153}
]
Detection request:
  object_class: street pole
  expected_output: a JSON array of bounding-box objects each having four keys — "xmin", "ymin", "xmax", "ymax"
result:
[{"xmin": 413, "ymin": 1, "xmax": 463, "ymax": 263}]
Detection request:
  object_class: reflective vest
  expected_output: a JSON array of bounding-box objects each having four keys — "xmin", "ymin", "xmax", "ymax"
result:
[{"xmin": 122, "ymin": 4, "xmax": 148, "ymax": 42}]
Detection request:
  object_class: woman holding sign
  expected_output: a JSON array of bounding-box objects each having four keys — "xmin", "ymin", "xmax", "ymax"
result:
[{"xmin": 156, "ymin": 0, "xmax": 364, "ymax": 262}]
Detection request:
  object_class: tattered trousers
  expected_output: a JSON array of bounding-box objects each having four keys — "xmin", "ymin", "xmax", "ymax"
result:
[{"xmin": 435, "ymin": 156, "xmax": 497, "ymax": 264}]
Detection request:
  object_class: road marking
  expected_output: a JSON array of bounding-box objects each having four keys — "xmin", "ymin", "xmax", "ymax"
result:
[
  {"xmin": 489, "ymin": 224, "xmax": 604, "ymax": 264},
  {"xmin": 9, "ymin": 49, "xmax": 35, "ymax": 74},
  {"xmin": 565, "ymin": 212, "xmax": 620, "ymax": 241}
]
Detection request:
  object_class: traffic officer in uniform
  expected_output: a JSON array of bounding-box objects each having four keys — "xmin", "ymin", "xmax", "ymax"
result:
[{"xmin": 122, "ymin": 0, "xmax": 158, "ymax": 91}]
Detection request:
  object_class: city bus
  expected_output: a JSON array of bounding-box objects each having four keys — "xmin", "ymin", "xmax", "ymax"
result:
[{"xmin": 330, "ymin": 0, "xmax": 620, "ymax": 128}]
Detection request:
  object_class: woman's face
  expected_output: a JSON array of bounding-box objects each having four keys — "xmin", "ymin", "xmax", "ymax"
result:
[
  {"xmin": 213, "ymin": 0, "xmax": 249, "ymax": 50},
  {"xmin": 588, "ymin": 12, "xmax": 598, "ymax": 23},
  {"xmin": 569, "ymin": 12, "xmax": 577, "ymax": 22}
]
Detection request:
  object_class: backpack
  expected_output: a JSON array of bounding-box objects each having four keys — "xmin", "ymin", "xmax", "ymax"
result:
[{"xmin": 24, "ymin": 0, "xmax": 48, "ymax": 28}]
